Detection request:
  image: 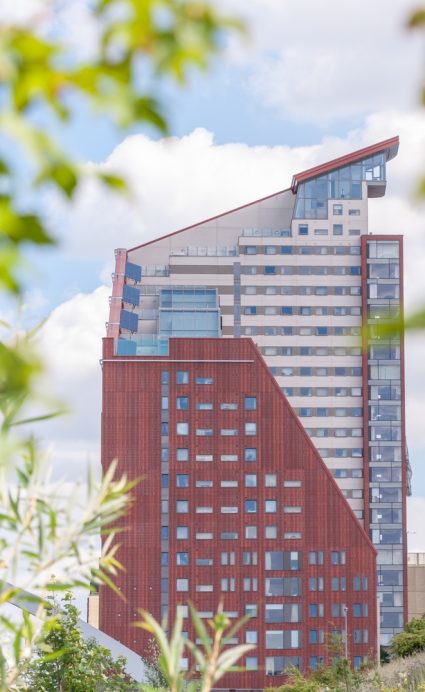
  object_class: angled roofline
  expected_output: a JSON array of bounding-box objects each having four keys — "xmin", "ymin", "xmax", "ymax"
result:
[
  {"xmin": 128, "ymin": 186, "xmax": 291, "ymax": 252},
  {"xmin": 291, "ymin": 135, "xmax": 399, "ymax": 193}
]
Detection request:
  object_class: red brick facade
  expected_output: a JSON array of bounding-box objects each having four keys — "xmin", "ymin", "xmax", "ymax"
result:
[{"xmin": 100, "ymin": 336, "xmax": 377, "ymax": 688}]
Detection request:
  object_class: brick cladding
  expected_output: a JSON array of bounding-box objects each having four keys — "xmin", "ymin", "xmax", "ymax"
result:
[{"xmin": 100, "ymin": 336, "xmax": 377, "ymax": 689}]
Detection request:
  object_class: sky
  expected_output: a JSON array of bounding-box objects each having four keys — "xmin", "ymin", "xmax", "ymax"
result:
[{"xmin": 2, "ymin": 0, "xmax": 425, "ymax": 558}]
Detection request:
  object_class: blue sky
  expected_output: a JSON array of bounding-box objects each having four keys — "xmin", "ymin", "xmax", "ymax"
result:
[{"xmin": 2, "ymin": 0, "xmax": 425, "ymax": 551}]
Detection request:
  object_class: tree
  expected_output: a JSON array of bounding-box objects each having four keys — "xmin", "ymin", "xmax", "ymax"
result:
[
  {"xmin": 23, "ymin": 593, "xmax": 131, "ymax": 691},
  {"xmin": 391, "ymin": 615, "xmax": 425, "ymax": 658}
]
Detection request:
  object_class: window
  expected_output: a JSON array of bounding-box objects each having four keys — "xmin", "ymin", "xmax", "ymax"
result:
[
  {"xmin": 333, "ymin": 224, "xmax": 343, "ymax": 235},
  {"xmin": 220, "ymin": 551, "xmax": 235, "ymax": 565},
  {"xmin": 333, "ymin": 204, "xmax": 343, "ymax": 215},
  {"xmin": 265, "ymin": 577, "xmax": 301, "ymax": 597},
  {"xmin": 220, "ymin": 506, "xmax": 238, "ymax": 514},
  {"xmin": 243, "ymin": 551, "xmax": 258, "ymax": 566},
  {"xmin": 245, "ymin": 474, "xmax": 257, "ymax": 487},
  {"xmin": 176, "ymin": 422, "xmax": 189, "ymax": 435},
  {"xmin": 220, "ymin": 428, "xmax": 238, "ymax": 436},
  {"xmin": 221, "ymin": 480, "xmax": 238, "ymax": 488},
  {"xmin": 161, "ymin": 474, "xmax": 169, "ymax": 488},
  {"xmin": 245, "ymin": 448, "xmax": 257, "ymax": 461},
  {"xmin": 176, "ymin": 500, "xmax": 188, "ymax": 513},
  {"xmin": 176, "ymin": 474, "xmax": 189, "ymax": 488},
  {"xmin": 197, "ymin": 480, "xmax": 213, "ymax": 488},
  {"xmin": 244, "ymin": 306, "xmax": 257, "ymax": 315},
  {"xmin": 196, "ymin": 532, "xmax": 213, "ymax": 540},
  {"xmin": 221, "ymin": 531, "xmax": 238, "ymax": 540},
  {"xmin": 265, "ymin": 474, "xmax": 277, "ymax": 487},
  {"xmin": 245, "ymin": 499, "xmax": 257, "ymax": 513},
  {"xmin": 264, "ymin": 265, "xmax": 276, "ymax": 275},
  {"xmin": 265, "ymin": 526, "xmax": 277, "ymax": 538},
  {"xmin": 281, "ymin": 306, "xmax": 293, "ymax": 315},
  {"xmin": 244, "ymin": 396, "xmax": 257, "ymax": 410},
  {"xmin": 161, "ymin": 396, "xmax": 168, "ymax": 410},
  {"xmin": 176, "ymin": 578, "xmax": 188, "ymax": 591},
  {"xmin": 196, "ymin": 584, "xmax": 213, "ymax": 592},
  {"xmin": 220, "ymin": 402, "xmax": 238, "ymax": 410},
  {"xmin": 284, "ymin": 506, "xmax": 302, "ymax": 513},
  {"xmin": 161, "ymin": 526, "xmax": 168, "ymax": 539},
  {"xmin": 245, "ymin": 526, "xmax": 257, "ymax": 539},
  {"xmin": 196, "ymin": 376, "xmax": 213, "ymax": 385},
  {"xmin": 196, "ymin": 428, "xmax": 212, "ymax": 436},
  {"xmin": 176, "ymin": 396, "xmax": 189, "ymax": 410},
  {"xmin": 298, "ymin": 224, "xmax": 308, "ymax": 235},
  {"xmin": 221, "ymin": 454, "xmax": 238, "ymax": 461},
  {"xmin": 265, "ymin": 551, "xmax": 301, "ymax": 570},
  {"xmin": 176, "ymin": 526, "xmax": 188, "ymax": 539},
  {"xmin": 176, "ymin": 552, "xmax": 189, "ymax": 566},
  {"xmin": 245, "ymin": 630, "xmax": 258, "ymax": 644},
  {"xmin": 284, "ymin": 480, "xmax": 301, "ymax": 488},
  {"xmin": 266, "ymin": 630, "xmax": 301, "ymax": 649},
  {"xmin": 245, "ymin": 245, "xmax": 256, "ymax": 255},
  {"xmin": 245, "ymin": 422, "xmax": 257, "ymax": 436},
  {"xmin": 176, "ymin": 448, "xmax": 189, "ymax": 461},
  {"xmin": 246, "ymin": 656, "xmax": 258, "ymax": 671},
  {"xmin": 176, "ymin": 371, "xmax": 189, "ymax": 384},
  {"xmin": 245, "ymin": 603, "xmax": 257, "ymax": 617},
  {"xmin": 265, "ymin": 500, "xmax": 277, "ymax": 513},
  {"xmin": 161, "ymin": 552, "xmax": 168, "ymax": 566},
  {"xmin": 196, "ymin": 402, "xmax": 213, "ymax": 410},
  {"xmin": 265, "ymin": 603, "xmax": 301, "ymax": 623}
]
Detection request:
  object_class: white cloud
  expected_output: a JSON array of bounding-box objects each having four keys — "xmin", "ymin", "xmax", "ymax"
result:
[
  {"xmin": 219, "ymin": 0, "xmax": 423, "ymax": 123},
  {"xmin": 32, "ymin": 286, "xmax": 109, "ymax": 478}
]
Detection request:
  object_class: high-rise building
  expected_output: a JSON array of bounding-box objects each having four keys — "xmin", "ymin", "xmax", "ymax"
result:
[{"xmin": 101, "ymin": 137, "xmax": 408, "ymax": 678}]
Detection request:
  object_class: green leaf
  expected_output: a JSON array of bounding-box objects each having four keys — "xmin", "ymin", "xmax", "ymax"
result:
[
  {"xmin": 35, "ymin": 160, "xmax": 79, "ymax": 199},
  {"xmin": 408, "ymin": 9, "xmax": 425, "ymax": 28},
  {"xmin": 0, "ymin": 197, "xmax": 53, "ymax": 245},
  {"xmin": 97, "ymin": 172, "xmax": 128, "ymax": 194}
]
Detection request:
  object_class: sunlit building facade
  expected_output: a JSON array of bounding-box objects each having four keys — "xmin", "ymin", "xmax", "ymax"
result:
[{"xmin": 101, "ymin": 138, "xmax": 408, "ymax": 681}]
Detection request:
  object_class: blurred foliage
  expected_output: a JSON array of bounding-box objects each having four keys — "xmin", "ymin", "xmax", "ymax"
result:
[
  {"xmin": 0, "ymin": 0, "xmax": 242, "ymax": 294},
  {"xmin": 0, "ymin": 1, "xmax": 242, "ymax": 688},
  {"xmin": 22, "ymin": 592, "xmax": 130, "ymax": 691},
  {"xmin": 136, "ymin": 602, "xmax": 254, "ymax": 692}
]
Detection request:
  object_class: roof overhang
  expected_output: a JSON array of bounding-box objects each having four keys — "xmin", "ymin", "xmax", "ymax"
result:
[{"xmin": 291, "ymin": 136, "xmax": 399, "ymax": 193}]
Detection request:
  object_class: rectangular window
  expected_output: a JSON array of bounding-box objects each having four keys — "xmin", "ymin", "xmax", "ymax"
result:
[
  {"xmin": 245, "ymin": 448, "xmax": 257, "ymax": 462},
  {"xmin": 176, "ymin": 474, "xmax": 189, "ymax": 488},
  {"xmin": 176, "ymin": 552, "xmax": 189, "ymax": 566},
  {"xmin": 196, "ymin": 402, "xmax": 213, "ymax": 410},
  {"xmin": 176, "ymin": 371, "xmax": 189, "ymax": 384},
  {"xmin": 176, "ymin": 448, "xmax": 189, "ymax": 461},
  {"xmin": 245, "ymin": 422, "xmax": 257, "ymax": 436},
  {"xmin": 176, "ymin": 396, "xmax": 189, "ymax": 410},
  {"xmin": 176, "ymin": 526, "xmax": 188, "ymax": 539},
  {"xmin": 196, "ymin": 376, "xmax": 213, "ymax": 385},
  {"xmin": 244, "ymin": 396, "xmax": 257, "ymax": 410},
  {"xmin": 176, "ymin": 500, "xmax": 188, "ymax": 513},
  {"xmin": 333, "ymin": 224, "xmax": 343, "ymax": 235},
  {"xmin": 298, "ymin": 224, "xmax": 308, "ymax": 236},
  {"xmin": 176, "ymin": 422, "xmax": 189, "ymax": 435}
]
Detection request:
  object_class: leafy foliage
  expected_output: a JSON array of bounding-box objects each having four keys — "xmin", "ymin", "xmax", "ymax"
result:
[
  {"xmin": 23, "ymin": 593, "xmax": 130, "ymax": 691},
  {"xmin": 392, "ymin": 615, "xmax": 425, "ymax": 658},
  {"xmin": 0, "ymin": 2, "xmax": 242, "ymax": 689}
]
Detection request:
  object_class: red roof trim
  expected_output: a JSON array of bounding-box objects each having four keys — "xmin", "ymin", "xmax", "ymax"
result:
[
  {"xmin": 128, "ymin": 186, "xmax": 292, "ymax": 252},
  {"xmin": 291, "ymin": 136, "xmax": 399, "ymax": 192}
]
